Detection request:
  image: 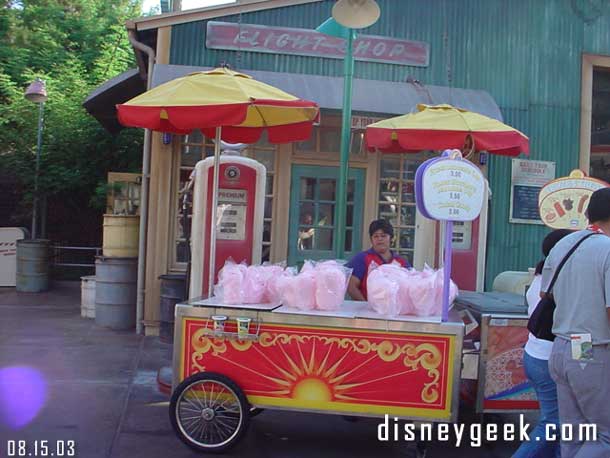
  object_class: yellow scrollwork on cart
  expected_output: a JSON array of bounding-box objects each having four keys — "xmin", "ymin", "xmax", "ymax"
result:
[{"xmin": 190, "ymin": 329, "xmax": 227, "ymax": 371}]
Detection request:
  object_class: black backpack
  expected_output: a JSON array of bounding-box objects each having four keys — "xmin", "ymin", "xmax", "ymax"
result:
[{"xmin": 527, "ymin": 232, "xmax": 597, "ymax": 342}]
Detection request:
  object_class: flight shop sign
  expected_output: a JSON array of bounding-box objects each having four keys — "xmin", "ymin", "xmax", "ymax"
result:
[{"xmin": 206, "ymin": 21, "xmax": 430, "ymax": 67}]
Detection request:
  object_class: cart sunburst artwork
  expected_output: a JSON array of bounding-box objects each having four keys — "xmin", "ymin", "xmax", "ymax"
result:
[{"xmin": 180, "ymin": 320, "xmax": 455, "ymax": 416}]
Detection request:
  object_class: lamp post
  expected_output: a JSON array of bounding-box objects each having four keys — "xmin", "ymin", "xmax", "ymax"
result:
[
  {"xmin": 316, "ymin": 0, "xmax": 380, "ymax": 259},
  {"xmin": 24, "ymin": 78, "xmax": 48, "ymax": 240}
]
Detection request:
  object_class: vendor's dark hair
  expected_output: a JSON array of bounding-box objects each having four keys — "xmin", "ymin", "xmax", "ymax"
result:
[
  {"xmin": 586, "ymin": 187, "xmax": 610, "ymax": 223},
  {"xmin": 369, "ymin": 219, "xmax": 394, "ymax": 238},
  {"xmin": 535, "ymin": 229, "xmax": 574, "ymax": 275}
]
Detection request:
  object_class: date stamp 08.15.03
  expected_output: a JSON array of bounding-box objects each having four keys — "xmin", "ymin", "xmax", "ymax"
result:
[{"xmin": 6, "ymin": 440, "xmax": 76, "ymax": 457}]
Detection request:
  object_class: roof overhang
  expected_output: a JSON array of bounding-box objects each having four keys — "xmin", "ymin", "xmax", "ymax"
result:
[
  {"xmin": 83, "ymin": 69, "xmax": 146, "ymax": 134},
  {"xmin": 152, "ymin": 64, "xmax": 504, "ymax": 121},
  {"xmin": 84, "ymin": 63, "xmax": 503, "ymax": 133}
]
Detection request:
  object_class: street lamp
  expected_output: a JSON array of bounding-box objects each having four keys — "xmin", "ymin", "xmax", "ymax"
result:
[
  {"xmin": 24, "ymin": 78, "xmax": 48, "ymax": 240},
  {"xmin": 316, "ymin": 0, "xmax": 380, "ymax": 259}
]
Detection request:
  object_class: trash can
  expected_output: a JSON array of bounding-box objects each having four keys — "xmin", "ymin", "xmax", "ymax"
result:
[
  {"xmin": 95, "ymin": 257, "xmax": 137, "ymax": 329},
  {"xmin": 16, "ymin": 239, "xmax": 50, "ymax": 292},
  {"xmin": 159, "ymin": 274, "xmax": 187, "ymax": 344}
]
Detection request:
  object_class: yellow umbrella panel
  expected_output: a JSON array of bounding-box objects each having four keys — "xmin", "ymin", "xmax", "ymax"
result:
[{"xmin": 117, "ymin": 67, "xmax": 319, "ymax": 143}]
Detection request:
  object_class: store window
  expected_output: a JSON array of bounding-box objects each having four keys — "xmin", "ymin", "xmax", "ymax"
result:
[
  {"xmin": 378, "ymin": 153, "xmax": 432, "ymax": 265},
  {"xmin": 294, "ymin": 116, "xmax": 367, "ymax": 158},
  {"xmin": 170, "ymin": 131, "xmax": 276, "ymax": 271},
  {"xmin": 589, "ymin": 67, "xmax": 610, "ymax": 182},
  {"xmin": 106, "ymin": 172, "xmax": 141, "ymax": 216}
]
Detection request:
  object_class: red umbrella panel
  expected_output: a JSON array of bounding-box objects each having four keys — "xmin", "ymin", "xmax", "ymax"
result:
[{"xmin": 365, "ymin": 104, "xmax": 529, "ymax": 157}]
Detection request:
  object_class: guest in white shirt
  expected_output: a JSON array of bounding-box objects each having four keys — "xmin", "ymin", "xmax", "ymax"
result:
[{"xmin": 514, "ymin": 229, "xmax": 572, "ymax": 458}]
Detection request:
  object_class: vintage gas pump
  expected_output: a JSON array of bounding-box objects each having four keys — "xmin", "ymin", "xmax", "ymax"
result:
[{"xmin": 189, "ymin": 148, "xmax": 266, "ymax": 298}]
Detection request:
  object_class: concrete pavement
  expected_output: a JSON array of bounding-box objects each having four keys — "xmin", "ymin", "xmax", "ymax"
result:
[{"xmin": 0, "ymin": 282, "xmax": 523, "ymax": 457}]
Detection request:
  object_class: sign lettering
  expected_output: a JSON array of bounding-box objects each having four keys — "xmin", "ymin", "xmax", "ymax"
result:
[{"xmin": 206, "ymin": 21, "xmax": 429, "ymax": 67}]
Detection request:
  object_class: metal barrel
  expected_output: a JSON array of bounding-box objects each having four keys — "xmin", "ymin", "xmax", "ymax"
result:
[
  {"xmin": 16, "ymin": 239, "xmax": 50, "ymax": 292},
  {"xmin": 95, "ymin": 257, "xmax": 137, "ymax": 330},
  {"xmin": 159, "ymin": 274, "xmax": 187, "ymax": 344},
  {"xmin": 102, "ymin": 214, "xmax": 139, "ymax": 257}
]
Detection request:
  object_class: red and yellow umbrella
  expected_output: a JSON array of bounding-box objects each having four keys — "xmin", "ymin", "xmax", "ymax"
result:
[
  {"xmin": 365, "ymin": 104, "xmax": 529, "ymax": 156},
  {"xmin": 116, "ymin": 67, "xmax": 320, "ymax": 297},
  {"xmin": 116, "ymin": 67, "xmax": 319, "ymax": 143}
]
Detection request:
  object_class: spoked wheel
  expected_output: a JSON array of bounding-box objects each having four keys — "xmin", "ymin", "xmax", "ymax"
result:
[{"xmin": 169, "ymin": 372, "xmax": 249, "ymax": 453}]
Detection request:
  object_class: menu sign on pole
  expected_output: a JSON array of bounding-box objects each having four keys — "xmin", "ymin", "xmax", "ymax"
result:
[
  {"xmin": 421, "ymin": 159, "xmax": 486, "ymax": 222},
  {"xmin": 416, "ymin": 150, "xmax": 486, "ymax": 322},
  {"xmin": 510, "ymin": 159, "xmax": 555, "ymax": 224}
]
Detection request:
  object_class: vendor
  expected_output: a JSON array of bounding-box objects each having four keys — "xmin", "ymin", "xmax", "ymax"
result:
[{"xmin": 346, "ymin": 219, "xmax": 409, "ymax": 301}]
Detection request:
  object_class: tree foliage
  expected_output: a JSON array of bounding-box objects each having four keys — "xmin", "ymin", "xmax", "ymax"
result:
[{"xmin": 0, "ymin": 0, "xmax": 145, "ymax": 244}]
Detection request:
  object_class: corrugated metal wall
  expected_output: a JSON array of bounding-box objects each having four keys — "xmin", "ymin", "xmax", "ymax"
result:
[{"xmin": 169, "ymin": 0, "xmax": 610, "ymax": 289}]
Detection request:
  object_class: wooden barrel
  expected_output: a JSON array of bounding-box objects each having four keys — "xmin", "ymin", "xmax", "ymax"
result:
[
  {"xmin": 102, "ymin": 215, "xmax": 139, "ymax": 257},
  {"xmin": 95, "ymin": 257, "xmax": 137, "ymax": 329},
  {"xmin": 16, "ymin": 239, "xmax": 50, "ymax": 292}
]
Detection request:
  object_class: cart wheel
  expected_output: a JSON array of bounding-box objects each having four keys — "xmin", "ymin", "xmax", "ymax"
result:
[{"xmin": 169, "ymin": 372, "xmax": 249, "ymax": 454}]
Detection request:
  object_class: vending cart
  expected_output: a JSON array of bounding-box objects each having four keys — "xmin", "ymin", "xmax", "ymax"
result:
[{"xmin": 169, "ymin": 299, "xmax": 464, "ymax": 453}]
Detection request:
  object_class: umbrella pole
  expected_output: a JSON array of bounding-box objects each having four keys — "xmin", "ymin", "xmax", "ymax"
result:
[
  {"xmin": 208, "ymin": 126, "xmax": 222, "ymax": 298},
  {"xmin": 441, "ymin": 220, "xmax": 453, "ymax": 322}
]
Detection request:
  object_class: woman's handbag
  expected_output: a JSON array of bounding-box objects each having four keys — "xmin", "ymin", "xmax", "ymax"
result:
[{"xmin": 527, "ymin": 232, "xmax": 597, "ymax": 341}]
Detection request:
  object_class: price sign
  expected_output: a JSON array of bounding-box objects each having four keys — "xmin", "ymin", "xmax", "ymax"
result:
[
  {"xmin": 418, "ymin": 154, "xmax": 486, "ymax": 222},
  {"xmin": 538, "ymin": 169, "xmax": 609, "ymax": 229}
]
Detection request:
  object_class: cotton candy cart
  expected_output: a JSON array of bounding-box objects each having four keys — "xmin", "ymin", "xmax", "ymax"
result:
[{"xmin": 169, "ymin": 298, "xmax": 464, "ymax": 453}]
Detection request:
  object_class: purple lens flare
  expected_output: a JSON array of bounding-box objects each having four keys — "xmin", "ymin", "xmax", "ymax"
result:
[{"xmin": 0, "ymin": 366, "xmax": 47, "ymax": 430}]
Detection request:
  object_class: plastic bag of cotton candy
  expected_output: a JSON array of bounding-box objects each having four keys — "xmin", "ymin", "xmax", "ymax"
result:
[
  {"xmin": 276, "ymin": 260, "xmax": 351, "ymax": 311},
  {"xmin": 278, "ymin": 263, "xmax": 316, "ymax": 310},
  {"xmin": 214, "ymin": 259, "xmax": 248, "ymax": 304},
  {"xmin": 402, "ymin": 265, "xmax": 458, "ymax": 316},
  {"xmin": 367, "ymin": 264, "xmax": 403, "ymax": 316},
  {"xmin": 215, "ymin": 260, "xmax": 289, "ymax": 305},
  {"xmin": 367, "ymin": 264, "xmax": 458, "ymax": 317},
  {"xmin": 262, "ymin": 263, "xmax": 291, "ymax": 306},
  {"xmin": 313, "ymin": 260, "xmax": 352, "ymax": 311}
]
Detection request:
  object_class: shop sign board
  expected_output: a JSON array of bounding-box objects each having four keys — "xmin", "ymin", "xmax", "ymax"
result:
[
  {"xmin": 206, "ymin": 21, "xmax": 430, "ymax": 67},
  {"xmin": 509, "ymin": 159, "xmax": 555, "ymax": 224},
  {"xmin": 538, "ymin": 169, "xmax": 609, "ymax": 230}
]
